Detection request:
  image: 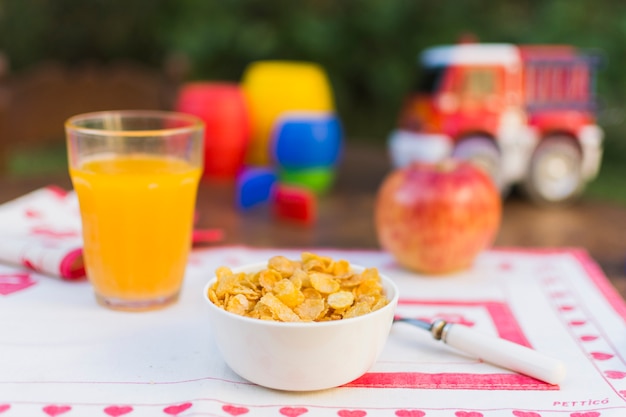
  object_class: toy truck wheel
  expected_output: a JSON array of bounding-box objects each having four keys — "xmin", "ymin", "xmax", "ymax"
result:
[
  {"xmin": 452, "ymin": 136, "xmax": 505, "ymax": 192},
  {"xmin": 522, "ymin": 136, "xmax": 583, "ymax": 205}
]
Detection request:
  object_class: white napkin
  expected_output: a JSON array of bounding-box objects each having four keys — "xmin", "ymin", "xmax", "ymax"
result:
[{"xmin": 0, "ymin": 186, "xmax": 84, "ymax": 280}]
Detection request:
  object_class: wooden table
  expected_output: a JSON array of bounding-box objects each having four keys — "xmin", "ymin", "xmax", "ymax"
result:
[{"xmin": 1, "ymin": 143, "xmax": 625, "ymax": 298}]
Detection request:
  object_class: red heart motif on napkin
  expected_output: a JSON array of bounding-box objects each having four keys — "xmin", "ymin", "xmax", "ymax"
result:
[
  {"xmin": 222, "ymin": 405, "xmax": 249, "ymax": 416},
  {"xmin": 163, "ymin": 403, "xmax": 192, "ymax": 415},
  {"xmin": 570, "ymin": 413, "xmax": 601, "ymax": 417},
  {"xmin": 396, "ymin": 410, "xmax": 426, "ymax": 417},
  {"xmin": 104, "ymin": 405, "xmax": 133, "ymax": 416},
  {"xmin": 0, "ymin": 405, "xmax": 10, "ymax": 414},
  {"xmin": 280, "ymin": 407, "xmax": 308, "ymax": 417},
  {"xmin": 25, "ymin": 208, "xmax": 42, "ymax": 218},
  {"xmin": 43, "ymin": 405, "xmax": 72, "ymax": 416},
  {"xmin": 512, "ymin": 411, "xmax": 542, "ymax": 417},
  {"xmin": 498, "ymin": 261, "xmax": 513, "ymax": 270},
  {"xmin": 0, "ymin": 273, "xmax": 36, "ymax": 296},
  {"xmin": 338, "ymin": 410, "xmax": 367, "ymax": 417},
  {"xmin": 29, "ymin": 226, "xmax": 80, "ymax": 239},
  {"xmin": 455, "ymin": 412, "xmax": 483, "ymax": 417}
]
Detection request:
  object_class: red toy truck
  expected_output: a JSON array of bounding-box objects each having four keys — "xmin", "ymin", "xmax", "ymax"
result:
[{"xmin": 389, "ymin": 42, "xmax": 603, "ymax": 205}]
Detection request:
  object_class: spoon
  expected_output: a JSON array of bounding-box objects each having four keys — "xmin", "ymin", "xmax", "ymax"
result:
[{"xmin": 394, "ymin": 317, "xmax": 567, "ymax": 385}]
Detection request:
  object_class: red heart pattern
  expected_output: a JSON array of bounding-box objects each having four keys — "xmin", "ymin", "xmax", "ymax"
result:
[
  {"xmin": 163, "ymin": 403, "xmax": 192, "ymax": 415},
  {"xmin": 0, "ymin": 272, "xmax": 36, "ymax": 296},
  {"xmin": 499, "ymin": 262, "xmax": 513, "ymax": 270},
  {"xmin": 0, "ymin": 402, "xmax": 613, "ymax": 417},
  {"xmin": 280, "ymin": 407, "xmax": 308, "ymax": 417},
  {"xmin": 580, "ymin": 335, "xmax": 598, "ymax": 342},
  {"xmin": 591, "ymin": 351, "xmax": 614, "ymax": 360},
  {"xmin": 395, "ymin": 410, "xmax": 426, "ymax": 417},
  {"xmin": 605, "ymin": 370, "xmax": 626, "ymax": 379},
  {"xmin": 43, "ymin": 405, "xmax": 72, "ymax": 417},
  {"xmin": 29, "ymin": 226, "xmax": 80, "ymax": 239},
  {"xmin": 512, "ymin": 411, "xmax": 542, "ymax": 417},
  {"xmin": 338, "ymin": 410, "xmax": 367, "ymax": 417},
  {"xmin": 104, "ymin": 405, "xmax": 133, "ymax": 416},
  {"xmin": 455, "ymin": 412, "xmax": 483, "ymax": 417},
  {"xmin": 223, "ymin": 405, "xmax": 249, "ymax": 416},
  {"xmin": 25, "ymin": 208, "xmax": 42, "ymax": 218}
]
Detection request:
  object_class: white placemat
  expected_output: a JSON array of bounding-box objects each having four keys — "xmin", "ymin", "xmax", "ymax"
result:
[{"xmin": 1, "ymin": 245, "xmax": 626, "ymax": 417}]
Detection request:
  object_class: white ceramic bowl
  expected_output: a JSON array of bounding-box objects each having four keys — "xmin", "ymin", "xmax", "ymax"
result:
[{"xmin": 203, "ymin": 262, "xmax": 399, "ymax": 391}]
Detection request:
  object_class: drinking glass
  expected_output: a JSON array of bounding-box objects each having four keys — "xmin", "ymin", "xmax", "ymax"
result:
[{"xmin": 65, "ymin": 110, "xmax": 204, "ymax": 311}]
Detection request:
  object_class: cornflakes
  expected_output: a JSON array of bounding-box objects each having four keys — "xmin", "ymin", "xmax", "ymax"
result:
[
  {"xmin": 208, "ymin": 252, "xmax": 389, "ymax": 322},
  {"xmin": 327, "ymin": 291, "xmax": 354, "ymax": 310}
]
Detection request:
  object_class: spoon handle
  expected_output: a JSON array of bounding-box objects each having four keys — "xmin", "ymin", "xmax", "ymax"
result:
[{"xmin": 440, "ymin": 321, "xmax": 567, "ymax": 385}]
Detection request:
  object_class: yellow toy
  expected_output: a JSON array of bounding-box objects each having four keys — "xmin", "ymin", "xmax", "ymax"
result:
[{"xmin": 241, "ymin": 60, "xmax": 335, "ymax": 165}]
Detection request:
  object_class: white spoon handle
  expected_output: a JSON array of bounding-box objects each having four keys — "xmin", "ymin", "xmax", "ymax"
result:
[{"xmin": 441, "ymin": 322, "xmax": 567, "ymax": 385}]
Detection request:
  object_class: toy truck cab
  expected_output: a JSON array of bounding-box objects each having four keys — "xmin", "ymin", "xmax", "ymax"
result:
[{"xmin": 389, "ymin": 43, "xmax": 603, "ymax": 205}]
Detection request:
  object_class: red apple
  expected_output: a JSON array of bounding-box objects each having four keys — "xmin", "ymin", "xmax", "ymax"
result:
[{"xmin": 375, "ymin": 159, "xmax": 502, "ymax": 275}]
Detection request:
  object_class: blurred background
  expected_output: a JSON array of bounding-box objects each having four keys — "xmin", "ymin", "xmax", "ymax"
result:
[{"xmin": 1, "ymin": 0, "xmax": 625, "ymax": 203}]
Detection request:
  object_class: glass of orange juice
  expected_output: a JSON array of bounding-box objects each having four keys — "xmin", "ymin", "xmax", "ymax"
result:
[{"xmin": 65, "ymin": 110, "xmax": 204, "ymax": 311}]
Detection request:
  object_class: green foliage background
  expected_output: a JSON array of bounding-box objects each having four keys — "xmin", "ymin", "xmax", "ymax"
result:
[{"xmin": 1, "ymin": 0, "xmax": 626, "ymax": 200}]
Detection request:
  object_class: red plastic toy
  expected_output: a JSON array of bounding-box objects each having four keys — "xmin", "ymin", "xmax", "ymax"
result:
[
  {"xmin": 273, "ymin": 184, "xmax": 317, "ymax": 224},
  {"xmin": 175, "ymin": 82, "xmax": 250, "ymax": 180}
]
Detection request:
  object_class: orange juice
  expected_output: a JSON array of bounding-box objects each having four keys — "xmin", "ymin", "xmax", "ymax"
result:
[{"xmin": 70, "ymin": 154, "xmax": 202, "ymax": 308}]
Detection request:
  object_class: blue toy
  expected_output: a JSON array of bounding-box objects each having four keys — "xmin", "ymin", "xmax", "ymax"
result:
[
  {"xmin": 236, "ymin": 167, "xmax": 278, "ymax": 210},
  {"xmin": 272, "ymin": 112, "xmax": 343, "ymax": 170}
]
